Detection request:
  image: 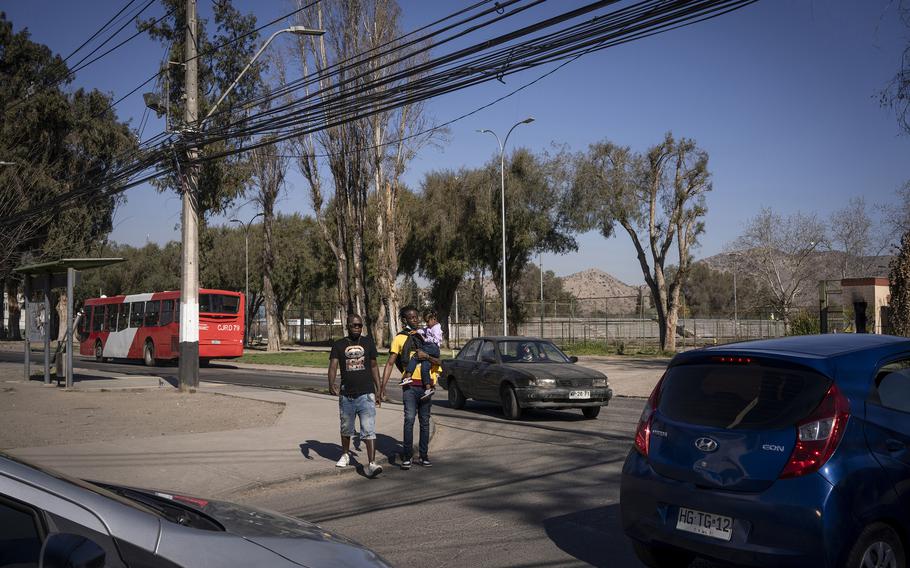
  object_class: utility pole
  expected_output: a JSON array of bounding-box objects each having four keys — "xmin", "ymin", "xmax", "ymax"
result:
[{"xmin": 178, "ymin": 0, "xmax": 200, "ymax": 392}]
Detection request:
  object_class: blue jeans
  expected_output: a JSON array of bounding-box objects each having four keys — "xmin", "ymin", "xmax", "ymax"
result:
[
  {"xmin": 402, "ymin": 386, "xmax": 431, "ymax": 459},
  {"xmin": 338, "ymin": 393, "xmax": 376, "ymax": 440},
  {"xmin": 405, "ymin": 342, "xmax": 440, "ymax": 386}
]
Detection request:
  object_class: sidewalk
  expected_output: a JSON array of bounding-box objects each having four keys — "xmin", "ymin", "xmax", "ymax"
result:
[{"xmin": 1, "ymin": 364, "xmax": 419, "ymax": 500}]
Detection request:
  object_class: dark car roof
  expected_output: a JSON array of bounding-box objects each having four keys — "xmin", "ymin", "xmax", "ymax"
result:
[
  {"xmin": 674, "ymin": 334, "xmax": 910, "ymax": 380},
  {"xmin": 696, "ymin": 334, "xmax": 910, "ymax": 358}
]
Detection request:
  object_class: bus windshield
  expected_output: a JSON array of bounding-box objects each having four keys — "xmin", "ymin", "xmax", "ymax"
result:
[{"xmin": 200, "ymin": 293, "xmax": 240, "ymax": 315}]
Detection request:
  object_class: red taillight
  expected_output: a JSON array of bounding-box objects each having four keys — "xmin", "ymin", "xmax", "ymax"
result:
[
  {"xmin": 634, "ymin": 376, "xmax": 664, "ymax": 457},
  {"xmin": 779, "ymin": 383, "xmax": 850, "ymax": 479}
]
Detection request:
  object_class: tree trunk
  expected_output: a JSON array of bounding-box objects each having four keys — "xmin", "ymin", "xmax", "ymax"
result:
[
  {"xmin": 263, "ymin": 275, "xmax": 280, "ymax": 352},
  {"xmin": 263, "ymin": 208, "xmax": 280, "ymax": 352},
  {"xmin": 6, "ymin": 279, "xmax": 21, "ymax": 340},
  {"xmin": 665, "ymin": 287, "xmax": 680, "ymax": 352}
]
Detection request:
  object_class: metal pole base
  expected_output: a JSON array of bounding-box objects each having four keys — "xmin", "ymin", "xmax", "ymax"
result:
[{"xmin": 178, "ymin": 342, "xmax": 199, "ymax": 392}]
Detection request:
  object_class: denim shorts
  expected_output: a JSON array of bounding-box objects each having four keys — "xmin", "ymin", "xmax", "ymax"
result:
[{"xmin": 338, "ymin": 393, "xmax": 376, "ymax": 440}]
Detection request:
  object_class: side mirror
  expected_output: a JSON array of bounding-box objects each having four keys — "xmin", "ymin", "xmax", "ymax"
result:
[
  {"xmin": 41, "ymin": 533, "xmax": 106, "ymax": 568},
  {"xmin": 569, "ymin": 356, "xmax": 578, "ymax": 363},
  {"xmin": 481, "ymin": 354, "xmax": 497, "ymax": 364}
]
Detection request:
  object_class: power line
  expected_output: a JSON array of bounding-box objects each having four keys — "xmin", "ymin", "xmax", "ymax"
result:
[
  {"xmin": 1, "ymin": 0, "xmax": 758, "ymax": 227},
  {"xmin": 62, "ymin": 0, "xmax": 140, "ymax": 63},
  {"xmin": 3, "ymin": 1, "xmax": 172, "ymax": 115}
]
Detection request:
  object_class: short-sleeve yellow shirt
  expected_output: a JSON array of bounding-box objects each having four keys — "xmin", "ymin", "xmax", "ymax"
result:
[{"xmin": 390, "ymin": 331, "xmax": 441, "ymax": 385}]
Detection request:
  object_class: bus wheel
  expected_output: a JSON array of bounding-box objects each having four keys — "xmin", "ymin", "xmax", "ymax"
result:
[
  {"xmin": 94, "ymin": 341, "xmax": 104, "ymax": 363},
  {"xmin": 143, "ymin": 341, "xmax": 156, "ymax": 367}
]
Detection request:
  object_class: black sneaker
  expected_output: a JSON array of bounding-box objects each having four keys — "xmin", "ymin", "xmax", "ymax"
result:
[
  {"xmin": 400, "ymin": 457, "xmax": 412, "ymax": 470},
  {"xmin": 417, "ymin": 456, "xmax": 433, "ymax": 467}
]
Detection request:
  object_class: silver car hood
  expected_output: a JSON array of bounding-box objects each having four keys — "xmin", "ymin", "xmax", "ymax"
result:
[{"xmin": 204, "ymin": 501, "xmax": 391, "ymax": 567}]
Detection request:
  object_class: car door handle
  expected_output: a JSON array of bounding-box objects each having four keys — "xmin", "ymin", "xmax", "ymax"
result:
[{"xmin": 886, "ymin": 439, "xmax": 906, "ymax": 452}]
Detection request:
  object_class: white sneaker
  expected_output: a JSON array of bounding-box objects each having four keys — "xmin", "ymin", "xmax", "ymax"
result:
[
  {"xmin": 399, "ymin": 377, "xmax": 412, "ymax": 386},
  {"xmin": 367, "ymin": 462, "xmax": 383, "ymax": 478},
  {"xmin": 335, "ymin": 453, "xmax": 350, "ymax": 468},
  {"xmin": 421, "ymin": 388, "xmax": 435, "ymax": 400}
]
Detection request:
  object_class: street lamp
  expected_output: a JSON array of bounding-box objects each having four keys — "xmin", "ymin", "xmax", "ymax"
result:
[
  {"xmin": 539, "ymin": 252, "xmax": 544, "ymax": 338},
  {"xmin": 478, "ymin": 117, "xmax": 534, "ymax": 336},
  {"xmin": 204, "ymin": 26, "xmax": 325, "ymax": 124},
  {"xmin": 231, "ymin": 212, "xmax": 264, "ymax": 346}
]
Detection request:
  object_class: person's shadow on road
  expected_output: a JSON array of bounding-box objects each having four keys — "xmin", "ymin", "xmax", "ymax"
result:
[{"xmin": 299, "ymin": 440, "xmax": 356, "ymax": 461}]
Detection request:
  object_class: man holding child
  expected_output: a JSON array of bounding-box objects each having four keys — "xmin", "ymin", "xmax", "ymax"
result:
[{"xmin": 381, "ymin": 306, "xmax": 442, "ymax": 469}]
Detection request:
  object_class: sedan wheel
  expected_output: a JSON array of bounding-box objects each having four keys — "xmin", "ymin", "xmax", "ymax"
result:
[
  {"xmin": 847, "ymin": 523, "xmax": 905, "ymax": 568},
  {"xmin": 501, "ymin": 385, "xmax": 522, "ymax": 420},
  {"xmin": 447, "ymin": 379, "xmax": 466, "ymax": 409},
  {"xmin": 581, "ymin": 406, "xmax": 601, "ymax": 419}
]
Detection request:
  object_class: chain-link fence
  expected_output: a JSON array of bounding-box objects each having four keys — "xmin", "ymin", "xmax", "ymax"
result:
[
  {"xmin": 255, "ymin": 296, "xmax": 792, "ymax": 348},
  {"xmin": 449, "ymin": 296, "xmax": 790, "ymax": 348}
]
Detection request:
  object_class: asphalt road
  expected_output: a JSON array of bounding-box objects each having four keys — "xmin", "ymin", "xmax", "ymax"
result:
[
  {"xmin": 235, "ymin": 395, "xmax": 661, "ymax": 568},
  {"xmin": 1, "ymin": 349, "xmax": 728, "ymax": 567}
]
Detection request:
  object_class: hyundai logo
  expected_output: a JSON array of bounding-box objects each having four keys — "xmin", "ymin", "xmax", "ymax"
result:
[{"xmin": 695, "ymin": 437, "xmax": 719, "ymax": 452}]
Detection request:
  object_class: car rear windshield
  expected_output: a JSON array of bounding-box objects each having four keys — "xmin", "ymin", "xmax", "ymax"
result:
[
  {"xmin": 658, "ymin": 361, "xmax": 832, "ymax": 430},
  {"xmin": 200, "ymin": 293, "xmax": 240, "ymax": 314}
]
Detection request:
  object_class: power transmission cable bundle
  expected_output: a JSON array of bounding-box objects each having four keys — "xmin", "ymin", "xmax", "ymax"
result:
[
  {"xmin": 194, "ymin": 0, "xmax": 757, "ymax": 159},
  {"xmin": 1, "ymin": 0, "xmax": 757, "ymax": 227}
]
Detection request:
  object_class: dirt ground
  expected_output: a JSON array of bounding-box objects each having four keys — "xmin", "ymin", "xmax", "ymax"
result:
[{"xmin": 0, "ymin": 379, "xmax": 284, "ymax": 450}]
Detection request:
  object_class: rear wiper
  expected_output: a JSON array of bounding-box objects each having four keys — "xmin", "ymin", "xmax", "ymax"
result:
[{"xmin": 726, "ymin": 396, "xmax": 759, "ymax": 429}]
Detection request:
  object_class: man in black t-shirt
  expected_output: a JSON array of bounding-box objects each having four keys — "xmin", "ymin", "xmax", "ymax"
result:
[{"xmin": 328, "ymin": 314, "xmax": 383, "ymax": 478}]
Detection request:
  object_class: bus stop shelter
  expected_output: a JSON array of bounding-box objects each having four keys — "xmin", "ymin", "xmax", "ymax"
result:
[{"xmin": 14, "ymin": 258, "xmax": 125, "ymax": 388}]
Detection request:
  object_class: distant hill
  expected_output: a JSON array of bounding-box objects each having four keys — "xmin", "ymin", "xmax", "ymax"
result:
[{"xmin": 561, "ymin": 268, "xmax": 641, "ymax": 314}]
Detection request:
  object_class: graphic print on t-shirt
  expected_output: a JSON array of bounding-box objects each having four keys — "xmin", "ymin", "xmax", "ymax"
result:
[{"xmin": 345, "ymin": 344, "xmax": 366, "ymax": 372}]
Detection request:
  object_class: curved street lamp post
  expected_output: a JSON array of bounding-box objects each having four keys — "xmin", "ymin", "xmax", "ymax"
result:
[
  {"xmin": 230, "ymin": 213, "xmax": 264, "ymax": 346},
  {"xmin": 478, "ymin": 117, "xmax": 534, "ymax": 336}
]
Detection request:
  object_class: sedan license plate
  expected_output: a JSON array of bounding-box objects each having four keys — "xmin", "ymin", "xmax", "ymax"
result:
[
  {"xmin": 569, "ymin": 390, "xmax": 590, "ymax": 399},
  {"xmin": 211, "ymin": 339, "xmax": 221, "ymax": 345},
  {"xmin": 676, "ymin": 507, "xmax": 733, "ymax": 541}
]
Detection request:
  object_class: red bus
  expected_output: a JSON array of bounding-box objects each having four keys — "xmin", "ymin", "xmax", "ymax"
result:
[{"xmin": 78, "ymin": 289, "xmax": 245, "ymax": 366}]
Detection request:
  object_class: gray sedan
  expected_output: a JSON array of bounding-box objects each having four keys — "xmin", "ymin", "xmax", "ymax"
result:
[
  {"xmin": 0, "ymin": 452, "xmax": 390, "ymax": 567},
  {"xmin": 439, "ymin": 337, "xmax": 613, "ymax": 420}
]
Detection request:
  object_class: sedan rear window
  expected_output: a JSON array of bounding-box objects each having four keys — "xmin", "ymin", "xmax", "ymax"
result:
[{"xmin": 658, "ymin": 361, "xmax": 832, "ymax": 430}]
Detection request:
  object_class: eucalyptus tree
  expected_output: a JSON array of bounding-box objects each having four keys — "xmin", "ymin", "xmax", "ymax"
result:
[
  {"xmin": 292, "ymin": 0, "xmax": 438, "ymax": 343},
  {"xmin": 475, "ymin": 149, "xmax": 577, "ymax": 334},
  {"xmin": 570, "ymin": 133, "xmax": 711, "ymax": 351}
]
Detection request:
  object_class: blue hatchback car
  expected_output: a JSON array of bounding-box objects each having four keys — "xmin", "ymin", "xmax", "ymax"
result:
[{"xmin": 621, "ymin": 334, "xmax": 910, "ymax": 568}]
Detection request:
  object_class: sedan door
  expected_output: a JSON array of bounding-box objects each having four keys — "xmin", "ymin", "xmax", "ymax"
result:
[
  {"xmin": 473, "ymin": 340, "xmax": 501, "ymax": 402},
  {"xmin": 450, "ymin": 340, "xmax": 482, "ymax": 398}
]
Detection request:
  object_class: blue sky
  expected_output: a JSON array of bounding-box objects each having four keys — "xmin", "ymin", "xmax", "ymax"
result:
[{"xmin": 4, "ymin": 0, "xmax": 910, "ymax": 285}]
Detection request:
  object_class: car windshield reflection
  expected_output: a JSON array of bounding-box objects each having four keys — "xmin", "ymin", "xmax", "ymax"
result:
[{"xmin": 497, "ymin": 340, "xmax": 570, "ymax": 363}]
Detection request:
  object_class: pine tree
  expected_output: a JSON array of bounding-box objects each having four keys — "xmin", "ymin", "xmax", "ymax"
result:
[{"xmin": 888, "ymin": 230, "xmax": 910, "ymax": 336}]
